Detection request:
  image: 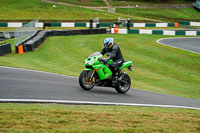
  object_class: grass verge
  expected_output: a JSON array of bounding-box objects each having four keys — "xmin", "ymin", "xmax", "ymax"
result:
[
  {"xmin": 108, "ymin": 0, "xmax": 193, "ymax": 6},
  {"xmin": 1, "ymin": 0, "xmax": 198, "ymax": 22},
  {"xmin": 0, "ymin": 0, "xmax": 150, "ymax": 22},
  {"xmin": 0, "ymin": 103, "xmax": 200, "ymax": 133},
  {"xmin": 116, "ymin": 8, "xmax": 200, "ymax": 22},
  {"xmin": 0, "ymin": 34, "xmax": 199, "ymax": 99}
]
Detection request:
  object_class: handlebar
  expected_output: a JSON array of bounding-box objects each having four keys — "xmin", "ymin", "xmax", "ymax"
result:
[{"xmin": 98, "ymin": 58, "xmax": 109, "ymax": 66}]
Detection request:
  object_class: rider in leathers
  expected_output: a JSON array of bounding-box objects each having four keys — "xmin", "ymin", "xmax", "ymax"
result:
[{"xmin": 100, "ymin": 38, "xmax": 124, "ymax": 75}]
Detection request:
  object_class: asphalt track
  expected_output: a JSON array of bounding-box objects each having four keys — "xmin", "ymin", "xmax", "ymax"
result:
[
  {"xmin": 157, "ymin": 37, "xmax": 200, "ymax": 54},
  {"xmin": 0, "ymin": 66, "xmax": 200, "ymax": 109}
]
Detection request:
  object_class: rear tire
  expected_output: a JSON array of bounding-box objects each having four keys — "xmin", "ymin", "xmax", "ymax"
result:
[
  {"xmin": 115, "ymin": 73, "xmax": 131, "ymax": 94},
  {"xmin": 79, "ymin": 70, "xmax": 95, "ymax": 91}
]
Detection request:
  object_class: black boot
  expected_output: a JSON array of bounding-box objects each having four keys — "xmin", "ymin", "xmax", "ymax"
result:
[{"xmin": 116, "ymin": 66, "xmax": 121, "ymax": 75}]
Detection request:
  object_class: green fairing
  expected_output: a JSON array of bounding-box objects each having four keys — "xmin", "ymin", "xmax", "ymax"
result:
[
  {"xmin": 84, "ymin": 68, "xmax": 92, "ymax": 71},
  {"xmin": 120, "ymin": 61, "xmax": 133, "ymax": 69},
  {"xmin": 95, "ymin": 66, "xmax": 112, "ymax": 80},
  {"xmin": 84, "ymin": 52, "xmax": 133, "ymax": 80},
  {"xmin": 107, "ymin": 59, "xmax": 113, "ymax": 65}
]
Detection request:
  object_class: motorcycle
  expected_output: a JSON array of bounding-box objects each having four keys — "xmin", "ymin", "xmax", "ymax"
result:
[{"xmin": 79, "ymin": 52, "xmax": 133, "ymax": 94}]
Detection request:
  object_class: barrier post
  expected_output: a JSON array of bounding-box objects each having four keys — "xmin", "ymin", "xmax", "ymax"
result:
[
  {"xmin": 175, "ymin": 22, "xmax": 179, "ymax": 27},
  {"xmin": 127, "ymin": 18, "xmax": 130, "ymax": 30},
  {"xmin": 114, "ymin": 25, "xmax": 119, "ymax": 34},
  {"xmin": 90, "ymin": 19, "xmax": 93, "ymax": 29},
  {"xmin": 18, "ymin": 44, "xmax": 24, "ymax": 54},
  {"xmin": 96, "ymin": 23, "xmax": 100, "ymax": 29},
  {"xmin": 90, "ymin": 18, "xmax": 99, "ymax": 29}
]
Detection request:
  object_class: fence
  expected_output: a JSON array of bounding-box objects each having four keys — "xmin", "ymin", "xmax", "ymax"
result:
[
  {"xmin": 14, "ymin": 19, "xmax": 39, "ymax": 46},
  {"xmin": 193, "ymin": 1, "xmax": 200, "ymax": 11},
  {"xmin": 1, "ymin": 22, "xmax": 179, "ymax": 28}
]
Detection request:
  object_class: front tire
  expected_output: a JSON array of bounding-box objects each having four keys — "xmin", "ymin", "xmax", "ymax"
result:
[
  {"xmin": 115, "ymin": 73, "xmax": 131, "ymax": 94},
  {"xmin": 79, "ymin": 70, "xmax": 95, "ymax": 91}
]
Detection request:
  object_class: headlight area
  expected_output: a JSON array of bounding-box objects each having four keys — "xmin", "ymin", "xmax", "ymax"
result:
[{"xmin": 87, "ymin": 60, "xmax": 95, "ymax": 65}]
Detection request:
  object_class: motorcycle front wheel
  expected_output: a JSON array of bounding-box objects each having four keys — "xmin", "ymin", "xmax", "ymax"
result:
[
  {"xmin": 79, "ymin": 70, "xmax": 96, "ymax": 91},
  {"xmin": 115, "ymin": 73, "xmax": 131, "ymax": 94}
]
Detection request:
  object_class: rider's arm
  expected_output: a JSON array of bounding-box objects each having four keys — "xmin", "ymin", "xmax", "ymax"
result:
[
  {"xmin": 109, "ymin": 45, "xmax": 118, "ymax": 59},
  {"xmin": 100, "ymin": 47, "xmax": 106, "ymax": 55}
]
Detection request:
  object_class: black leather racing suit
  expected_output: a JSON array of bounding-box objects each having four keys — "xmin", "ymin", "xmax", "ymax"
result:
[{"xmin": 100, "ymin": 43, "xmax": 124, "ymax": 74}]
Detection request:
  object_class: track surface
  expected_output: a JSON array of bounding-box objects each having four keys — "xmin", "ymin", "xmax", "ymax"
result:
[
  {"xmin": 0, "ymin": 66, "xmax": 200, "ymax": 109},
  {"xmin": 158, "ymin": 37, "xmax": 200, "ymax": 54}
]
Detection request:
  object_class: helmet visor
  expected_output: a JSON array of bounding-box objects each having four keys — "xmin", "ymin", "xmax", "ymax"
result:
[{"xmin": 104, "ymin": 44, "xmax": 108, "ymax": 48}]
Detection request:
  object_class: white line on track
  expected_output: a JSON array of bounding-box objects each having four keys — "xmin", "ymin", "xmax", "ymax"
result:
[
  {"xmin": 0, "ymin": 99, "xmax": 199, "ymax": 110},
  {"xmin": 157, "ymin": 37, "xmax": 200, "ymax": 54}
]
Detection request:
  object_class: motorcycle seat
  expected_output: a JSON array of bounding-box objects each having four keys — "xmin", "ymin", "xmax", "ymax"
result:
[{"xmin": 123, "ymin": 60, "xmax": 130, "ymax": 63}]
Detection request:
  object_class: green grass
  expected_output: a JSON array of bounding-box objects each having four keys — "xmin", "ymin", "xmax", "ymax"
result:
[
  {"xmin": 0, "ymin": 0, "xmax": 151, "ymax": 22},
  {"xmin": 1, "ymin": 0, "xmax": 199, "ymax": 23},
  {"xmin": 117, "ymin": 8, "xmax": 200, "ymax": 22},
  {"xmin": 54, "ymin": 0, "xmax": 106, "ymax": 7},
  {"xmin": 0, "ymin": 103, "xmax": 200, "ymax": 133},
  {"xmin": 108, "ymin": 0, "xmax": 194, "ymax": 6},
  {"xmin": 0, "ymin": 0, "xmax": 106, "ymax": 21},
  {"xmin": 0, "ymin": 34, "xmax": 200, "ymax": 99}
]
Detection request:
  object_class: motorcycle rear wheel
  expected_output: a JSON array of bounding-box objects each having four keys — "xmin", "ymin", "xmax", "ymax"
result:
[
  {"xmin": 115, "ymin": 73, "xmax": 131, "ymax": 94},
  {"xmin": 79, "ymin": 70, "xmax": 96, "ymax": 91}
]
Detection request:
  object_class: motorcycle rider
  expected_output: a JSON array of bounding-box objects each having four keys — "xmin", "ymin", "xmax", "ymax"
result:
[{"xmin": 99, "ymin": 38, "xmax": 124, "ymax": 75}]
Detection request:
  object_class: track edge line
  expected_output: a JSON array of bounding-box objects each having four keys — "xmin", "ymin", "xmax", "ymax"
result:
[{"xmin": 0, "ymin": 99, "xmax": 199, "ymax": 110}]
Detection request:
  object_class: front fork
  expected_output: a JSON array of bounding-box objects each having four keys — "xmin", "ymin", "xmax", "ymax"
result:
[{"xmin": 87, "ymin": 70, "xmax": 96, "ymax": 81}]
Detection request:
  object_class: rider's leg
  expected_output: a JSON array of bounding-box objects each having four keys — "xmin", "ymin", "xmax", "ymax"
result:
[{"xmin": 112, "ymin": 59, "xmax": 123, "ymax": 75}]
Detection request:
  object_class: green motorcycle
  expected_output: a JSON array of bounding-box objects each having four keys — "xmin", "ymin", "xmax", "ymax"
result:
[{"xmin": 79, "ymin": 52, "xmax": 133, "ymax": 94}]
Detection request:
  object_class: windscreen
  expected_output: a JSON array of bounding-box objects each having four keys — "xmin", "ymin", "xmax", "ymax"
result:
[{"xmin": 88, "ymin": 52, "xmax": 102, "ymax": 57}]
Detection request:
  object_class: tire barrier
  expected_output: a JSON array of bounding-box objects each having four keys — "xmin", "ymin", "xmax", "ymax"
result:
[
  {"xmin": 111, "ymin": 28, "xmax": 200, "ymax": 36},
  {"xmin": 47, "ymin": 30, "xmax": 71, "ymax": 36},
  {"xmin": 0, "ymin": 31, "xmax": 14, "ymax": 41},
  {"xmin": 15, "ymin": 30, "xmax": 40, "ymax": 53},
  {"xmin": 70, "ymin": 28, "xmax": 106, "ymax": 35},
  {"xmin": 22, "ymin": 28, "xmax": 106, "ymax": 52},
  {"xmin": 23, "ymin": 31, "xmax": 48, "ymax": 52},
  {"xmin": 0, "ymin": 43, "xmax": 11, "ymax": 56}
]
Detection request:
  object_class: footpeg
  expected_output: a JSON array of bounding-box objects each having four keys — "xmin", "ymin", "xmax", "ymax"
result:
[{"xmin": 128, "ymin": 67, "xmax": 132, "ymax": 71}]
